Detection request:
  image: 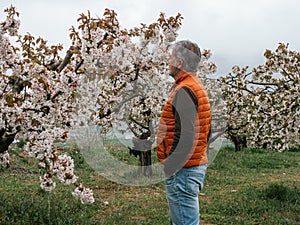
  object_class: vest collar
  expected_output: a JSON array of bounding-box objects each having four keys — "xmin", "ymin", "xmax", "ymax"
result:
[
  {"xmin": 174, "ymin": 72, "xmax": 197, "ymax": 84},
  {"xmin": 170, "ymin": 72, "xmax": 197, "ymax": 93}
]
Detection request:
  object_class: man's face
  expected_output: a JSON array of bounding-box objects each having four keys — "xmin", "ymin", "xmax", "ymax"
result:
[{"xmin": 168, "ymin": 48, "xmax": 180, "ymax": 79}]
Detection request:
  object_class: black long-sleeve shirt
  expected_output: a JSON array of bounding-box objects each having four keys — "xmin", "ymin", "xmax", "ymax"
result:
[{"xmin": 163, "ymin": 86, "xmax": 198, "ymax": 176}]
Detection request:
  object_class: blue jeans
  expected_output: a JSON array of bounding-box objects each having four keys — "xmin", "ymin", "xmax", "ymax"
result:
[{"xmin": 164, "ymin": 165, "xmax": 207, "ymax": 225}]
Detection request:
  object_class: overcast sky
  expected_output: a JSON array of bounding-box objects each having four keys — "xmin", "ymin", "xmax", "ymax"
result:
[{"xmin": 1, "ymin": 0, "xmax": 299, "ymax": 75}]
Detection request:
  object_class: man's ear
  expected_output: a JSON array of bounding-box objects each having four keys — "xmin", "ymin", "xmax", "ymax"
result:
[{"xmin": 176, "ymin": 59, "xmax": 183, "ymax": 69}]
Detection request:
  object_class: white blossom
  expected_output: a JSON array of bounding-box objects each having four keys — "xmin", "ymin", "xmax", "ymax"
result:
[
  {"xmin": 72, "ymin": 184, "xmax": 95, "ymax": 204},
  {"xmin": 40, "ymin": 173, "xmax": 56, "ymax": 192},
  {"xmin": 0, "ymin": 151, "xmax": 10, "ymax": 167}
]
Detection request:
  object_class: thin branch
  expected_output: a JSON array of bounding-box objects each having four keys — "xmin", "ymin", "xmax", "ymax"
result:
[
  {"xmin": 0, "ymin": 81, "xmax": 9, "ymax": 99},
  {"xmin": 129, "ymin": 116, "xmax": 149, "ymax": 130},
  {"xmin": 112, "ymin": 93, "xmax": 140, "ymax": 113},
  {"xmin": 49, "ymin": 60, "xmax": 62, "ymax": 71},
  {"xmin": 209, "ymin": 130, "xmax": 226, "ymax": 144},
  {"xmin": 23, "ymin": 108, "xmax": 42, "ymax": 113},
  {"xmin": 211, "ymin": 116, "xmax": 228, "ymax": 121},
  {"xmin": 244, "ymin": 72, "xmax": 252, "ymax": 79},
  {"xmin": 99, "ymin": 93, "xmax": 140, "ymax": 119},
  {"xmin": 56, "ymin": 46, "xmax": 79, "ymax": 73},
  {"xmin": 128, "ymin": 124, "xmax": 139, "ymax": 138},
  {"xmin": 75, "ymin": 59, "xmax": 84, "ymax": 74},
  {"xmin": 248, "ymin": 81, "xmax": 279, "ymax": 87},
  {"xmin": 51, "ymin": 91, "xmax": 63, "ymax": 102},
  {"xmin": 229, "ymin": 84, "xmax": 257, "ymax": 96},
  {"xmin": 211, "ymin": 127, "xmax": 227, "ymax": 133}
]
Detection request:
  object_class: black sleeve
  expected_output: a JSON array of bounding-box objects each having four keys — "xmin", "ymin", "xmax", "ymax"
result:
[{"xmin": 163, "ymin": 86, "xmax": 197, "ymax": 177}]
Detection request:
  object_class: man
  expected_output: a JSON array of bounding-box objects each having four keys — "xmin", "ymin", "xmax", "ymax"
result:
[{"xmin": 156, "ymin": 40, "xmax": 211, "ymax": 225}]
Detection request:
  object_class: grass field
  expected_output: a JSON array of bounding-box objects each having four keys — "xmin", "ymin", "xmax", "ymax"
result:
[{"xmin": 0, "ymin": 142, "xmax": 299, "ymax": 225}]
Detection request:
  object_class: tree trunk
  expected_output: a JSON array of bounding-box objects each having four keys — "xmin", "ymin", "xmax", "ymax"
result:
[
  {"xmin": 0, "ymin": 128, "xmax": 17, "ymax": 154},
  {"xmin": 228, "ymin": 132, "xmax": 247, "ymax": 151},
  {"xmin": 128, "ymin": 138, "xmax": 152, "ymax": 177}
]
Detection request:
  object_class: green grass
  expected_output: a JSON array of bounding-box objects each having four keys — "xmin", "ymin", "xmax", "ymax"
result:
[
  {"xmin": 0, "ymin": 143, "xmax": 299, "ymax": 225},
  {"xmin": 202, "ymin": 145, "xmax": 300, "ymax": 225}
]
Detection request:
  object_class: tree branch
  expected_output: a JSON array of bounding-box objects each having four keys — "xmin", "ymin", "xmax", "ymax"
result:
[
  {"xmin": 209, "ymin": 130, "xmax": 226, "ymax": 144},
  {"xmin": 129, "ymin": 116, "xmax": 149, "ymax": 130},
  {"xmin": 56, "ymin": 46, "xmax": 79, "ymax": 73},
  {"xmin": 248, "ymin": 81, "xmax": 279, "ymax": 87}
]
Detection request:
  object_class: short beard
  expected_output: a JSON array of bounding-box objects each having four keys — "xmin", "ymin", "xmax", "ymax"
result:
[{"xmin": 169, "ymin": 66, "xmax": 181, "ymax": 79}]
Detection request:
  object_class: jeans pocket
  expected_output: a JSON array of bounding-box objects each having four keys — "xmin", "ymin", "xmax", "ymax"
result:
[
  {"xmin": 185, "ymin": 171, "xmax": 206, "ymax": 196},
  {"xmin": 165, "ymin": 174, "xmax": 179, "ymax": 196},
  {"xmin": 186, "ymin": 177, "xmax": 200, "ymax": 196},
  {"xmin": 165, "ymin": 174, "xmax": 176, "ymax": 186}
]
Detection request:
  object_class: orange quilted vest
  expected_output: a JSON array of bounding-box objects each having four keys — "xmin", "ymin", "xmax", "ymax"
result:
[{"xmin": 156, "ymin": 72, "xmax": 211, "ymax": 167}]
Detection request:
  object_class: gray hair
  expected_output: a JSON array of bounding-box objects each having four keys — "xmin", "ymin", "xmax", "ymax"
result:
[{"xmin": 173, "ymin": 40, "xmax": 201, "ymax": 72}]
